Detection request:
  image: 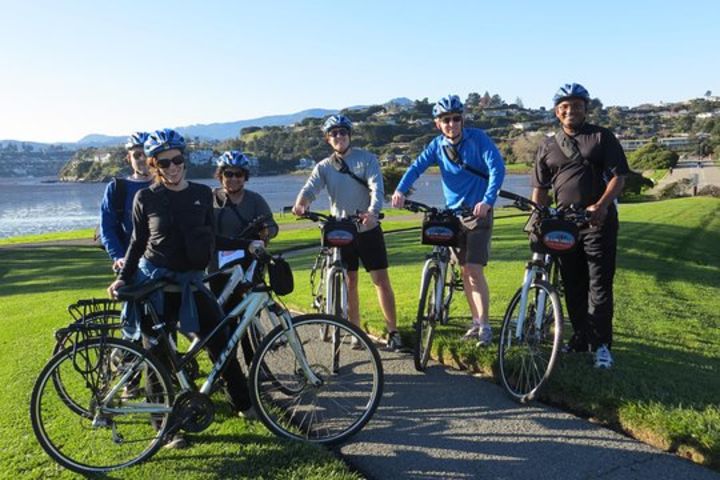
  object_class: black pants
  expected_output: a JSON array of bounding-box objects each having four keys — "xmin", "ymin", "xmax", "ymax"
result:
[
  {"xmin": 144, "ymin": 291, "xmax": 252, "ymax": 412},
  {"xmin": 557, "ymin": 212, "xmax": 619, "ymax": 350}
]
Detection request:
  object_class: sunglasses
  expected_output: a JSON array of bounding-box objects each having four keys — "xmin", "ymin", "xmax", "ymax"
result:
[
  {"xmin": 328, "ymin": 128, "xmax": 350, "ymax": 138},
  {"xmin": 156, "ymin": 155, "xmax": 185, "ymax": 169},
  {"xmin": 130, "ymin": 151, "xmax": 146, "ymax": 160},
  {"xmin": 440, "ymin": 115, "xmax": 463, "ymax": 125},
  {"xmin": 222, "ymin": 170, "xmax": 246, "ymax": 179}
]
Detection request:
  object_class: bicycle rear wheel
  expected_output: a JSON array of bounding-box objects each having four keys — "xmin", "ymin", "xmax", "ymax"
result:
[
  {"xmin": 31, "ymin": 338, "xmax": 174, "ymax": 474},
  {"xmin": 498, "ymin": 281, "xmax": 563, "ymax": 403},
  {"xmin": 249, "ymin": 314, "xmax": 383, "ymax": 445},
  {"xmin": 414, "ymin": 264, "xmax": 440, "ymax": 371}
]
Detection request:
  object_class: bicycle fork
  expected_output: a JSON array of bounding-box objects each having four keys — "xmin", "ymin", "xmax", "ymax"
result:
[{"xmin": 514, "ymin": 259, "xmax": 550, "ymax": 340}]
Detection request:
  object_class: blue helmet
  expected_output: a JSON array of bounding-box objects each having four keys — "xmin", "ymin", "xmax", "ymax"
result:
[
  {"xmin": 217, "ymin": 150, "xmax": 250, "ymax": 169},
  {"xmin": 553, "ymin": 83, "xmax": 590, "ymax": 106},
  {"xmin": 322, "ymin": 115, "xmax": 353, "ymax": 134},
  {"xmin": 144, "ymin": 128, "xmax": 186, "ymax": 157},
  {"xmin": 125, "ymin": 131, "xmax": 149, "ymax": 151},
  {"xmin": 432, "ymin": 95, "xmax": 464, "ymax": 118}
]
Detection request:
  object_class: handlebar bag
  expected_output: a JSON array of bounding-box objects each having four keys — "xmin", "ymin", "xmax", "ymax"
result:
[
  {"xmin": 530, "ymin": 217, "xmax": 579, "ymax": 255},
  {"xmin": 422, "ymin": 212, "xmax": 460, "ymax": 247},
  {"xmin": 269, "ymin": 256, "xmax": 294, "ymax": 296},
  {"xmin": 321, "ymin": 220, "xmax": 357, "ymax": 248}
]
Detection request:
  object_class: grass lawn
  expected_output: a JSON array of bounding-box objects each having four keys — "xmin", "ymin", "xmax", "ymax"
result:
[
  {"xmin": 279, "ymin": 197, "xmax": 720, "ymax": 468},
  {"xmin": 2, "ymin": 197, "xmax": 718, "ymax": 475}
]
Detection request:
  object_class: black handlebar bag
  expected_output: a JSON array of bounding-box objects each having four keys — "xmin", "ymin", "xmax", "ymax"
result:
[
  {"xmin": 268, "ymin": 256, "xmax": 294, "ymax": 296},
  {"xmin": 421, "ymin": 212, "xmax": 461, "ymax": 247},
  {"xmin": 529, "ymin": 217, "xmax": 580, "ymax": 255},
  {"xmin": 321, "ymin": 220, "xmax": 358, "ymax": 248}
]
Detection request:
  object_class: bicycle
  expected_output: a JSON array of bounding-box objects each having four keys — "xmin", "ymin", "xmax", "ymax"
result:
[
  {"xmin": 30, "ymin": 246, "xmax": 384, "ymax": 474},
  {"xmin": 303, "ymin": 211, "xmax": 383, "ymax": 346},
  {"xmin": 495, "ymin": 191, "xmax": 588, "ymax": 403},
  {"xmin": 400, "ymin": 199, "xmax": 467, "ymax": 371}
]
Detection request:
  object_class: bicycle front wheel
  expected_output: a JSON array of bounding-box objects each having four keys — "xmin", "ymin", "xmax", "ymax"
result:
[
  {"xmin": 414, "ymin": 264, "xmax": 440, "ymax": 371},
  {"xmin": 31, "ymin": 338, "xmax": 174, "ymax": 474},
  {"xmin": 249, "ymin": 314, "xmax": 383, "ymax": 445},
  {"xmin": 498, "ymin": 281, "xmax": 563, "ymax": 403}
]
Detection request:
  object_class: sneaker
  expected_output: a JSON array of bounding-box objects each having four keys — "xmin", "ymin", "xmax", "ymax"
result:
[
  {"xmin": 594, "ymin": 344, "xmax": 613, "ymax": 369},
  {"xmin": 163, "ymin": 433, "xmax": 188, "ymax": 449},
  {"xmin": 386, "ymin": 331, "xmax": 403, "ymax": 351},
  {"xmin": 238, "ymin": 406, "xmax": 258, "ymax": 420},
  {"xmin": 350, "ymin": 335, "xmax": 363, "ymax": 350},
  {"xmin": 476, "ymin": 326, "xmax": 493, "ymax": 347},
  {"xmin": 462, "ymin": 325, "xmax": 480, "ymax": 340},
  {"xmin": 121, "ymin": 385, "xmax": 141, "ymax": 399}
]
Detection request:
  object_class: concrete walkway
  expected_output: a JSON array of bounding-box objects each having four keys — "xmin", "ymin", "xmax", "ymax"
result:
[
  {"xmin": 338, "ymin": 349, "xmax": 718, "ymax": 480},
  {"xmin": 651, "ymin": 155, "xmax": 719, "ymax": 195}
]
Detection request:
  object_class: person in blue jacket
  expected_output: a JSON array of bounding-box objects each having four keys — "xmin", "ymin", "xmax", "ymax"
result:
[
  {"xmin": 99, "ymin": 132, "xmax": 153, "ymax": 271},
  {"xmin": 392, "ymin": 95, "xmax": 505, "ymax": 346}
]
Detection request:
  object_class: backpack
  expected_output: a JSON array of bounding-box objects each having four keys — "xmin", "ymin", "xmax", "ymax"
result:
[{"xmin": 94, "ymin": 178, "xmax": 127, "ymax": 249}]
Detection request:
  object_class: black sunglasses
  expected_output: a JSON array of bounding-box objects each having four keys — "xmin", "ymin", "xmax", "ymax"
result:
[
  {"xmin": 156, "ymin": 155, "xmax": 185, "ymax": 169},
  {"xmin": 440, "ymin": 115, "xmax": 463, "ymax": 125},
  {"xmin": 222, "ymin": 170, "xmax": 246, "ymax": 179},
  {"xmin": 328, "ymin": 128, "xmax": 350, "ymax": 138}
]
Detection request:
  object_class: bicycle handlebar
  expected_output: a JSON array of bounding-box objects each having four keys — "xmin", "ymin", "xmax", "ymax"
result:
[
  {"xmin": 497, "ymin": 190, "xmax": 590, "ymax": 224},
  {"xmin": 402, "ymin": 199, "xmax": 473, "ymax": 218},
  {"xmin": 298, "ymin": 210, "xmax": 385, "ymax": 224}
]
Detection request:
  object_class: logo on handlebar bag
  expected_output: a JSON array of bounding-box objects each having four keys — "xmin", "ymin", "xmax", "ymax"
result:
[{"xmin": 542, "ymin": 230, "xmax": 576, "ymax": 252}]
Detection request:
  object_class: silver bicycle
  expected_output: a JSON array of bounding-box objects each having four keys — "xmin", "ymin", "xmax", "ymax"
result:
[{"xmin": 30, "ymin": 246, "xmax": 384, "ymax": 474}]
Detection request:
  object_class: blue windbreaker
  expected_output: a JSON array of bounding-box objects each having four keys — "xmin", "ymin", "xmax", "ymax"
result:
[{"xmin": 396, "ymin": 128, "xmax": 505, "ymax": 209}]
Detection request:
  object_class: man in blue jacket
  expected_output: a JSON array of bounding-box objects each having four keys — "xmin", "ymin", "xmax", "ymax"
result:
[
  {"xmin": 99, "ymin": 132, "xmax": 153, "ymax": 271},
  {"xmin": 392, "ymin": 95, "xmax": 505, "ymax": 346}
]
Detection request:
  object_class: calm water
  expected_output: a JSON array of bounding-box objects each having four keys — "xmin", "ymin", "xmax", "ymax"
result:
[{"xmin": 0, "ymin": 174, "xmax": 530, "ymax": 239}]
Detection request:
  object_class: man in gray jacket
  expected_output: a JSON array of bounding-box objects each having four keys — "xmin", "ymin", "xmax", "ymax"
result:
[{"xmin": 292, "ymin": 115, "xmax": 402, "ymax": 350}]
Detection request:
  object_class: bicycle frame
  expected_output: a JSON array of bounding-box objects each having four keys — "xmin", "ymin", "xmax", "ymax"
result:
[{"xmin": 513, "ymin": 252, "xmax": 553, "ymax": 340}]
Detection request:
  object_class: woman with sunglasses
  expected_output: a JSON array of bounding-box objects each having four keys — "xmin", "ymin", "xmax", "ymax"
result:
[
  {"xmin": 108, "ymin": 128, "xmax": 259, "ymax": 448},
  {"xmin": 208, "ymin": 150, "xmax": 278, "ymax": 365}
]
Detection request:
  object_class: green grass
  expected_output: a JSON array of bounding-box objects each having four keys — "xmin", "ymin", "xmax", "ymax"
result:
[
  {"xmin": 0, "ymin": 228, "xmax": 95, "ymax": 246},
  {"xmin": 0, "ymin": 244, "xmax": 360, "ymax": 479},
  {"xmin": 3, "ymin": 197, "xmax": 718, "ymax": 474},
  {"xmin": 279, "ymin": 197, "xmax": 720, "ymax": 468}
]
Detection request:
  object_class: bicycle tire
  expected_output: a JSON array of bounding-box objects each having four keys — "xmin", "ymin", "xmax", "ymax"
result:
[
  {"xmin": 249, "ymin": 314, "xmax": 383, "ymax": 445},
  {"xmin": 414, "ymin": 264, "xmax": 440, "ymax": 371},
  {"xmin": 31, "ymin": 337, "xmax": 174, "ymax": 474},
  {"xmin": 51, "ymin": 311, "xmax": 123, "ymax": 417},
  {"xmin": 497, "ymin": 281, "xmax": 563, "ymax": 403}
]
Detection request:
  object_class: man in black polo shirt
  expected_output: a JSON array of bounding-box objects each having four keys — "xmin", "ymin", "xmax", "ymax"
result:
[{"xmin": 532, "ymin": 83, "xmax": 629, "ymax": 369}]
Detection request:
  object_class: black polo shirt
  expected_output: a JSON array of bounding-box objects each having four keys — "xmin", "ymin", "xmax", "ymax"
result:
[{"xmin": 532, "ymin": 123, "xmax": 629, "ymax": 209}]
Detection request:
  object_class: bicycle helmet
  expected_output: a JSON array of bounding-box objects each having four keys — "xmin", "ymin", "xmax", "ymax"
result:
[
  {"xmin": 321, "ymin": 115, "xmax": 353, "ymax": 134},
  {"xmin": 432, "ymin": 95, "xmax": 464, "ymax": 118},
  {"xmin": 125, "ymin": 131, "xmax": 149, "ymax": 151},
  {"xmin": 144, "ymin": 128, "xmax": 186, "ymax": 157},
  {"xmin": 217, "ymin": 150, "xmax": 250, "ymax": 169},
  {"xmin": 553, "ymin": 83, "xmax": 590, "ymax": 106}
]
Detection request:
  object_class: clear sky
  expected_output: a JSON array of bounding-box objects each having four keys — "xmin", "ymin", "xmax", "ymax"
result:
[{"xmin": 2, "ymin": 0, "xmax": 718, "ymax": 143}]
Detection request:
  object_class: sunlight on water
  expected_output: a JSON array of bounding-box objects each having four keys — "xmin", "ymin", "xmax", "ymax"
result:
[{"xmin": 0, "ymin": 174, "xmax": 529, "ymax": 239}]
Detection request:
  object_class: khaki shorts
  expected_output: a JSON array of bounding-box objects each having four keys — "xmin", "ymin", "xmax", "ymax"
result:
[{"xmin": 452, "ymin": 210, "xmax": 493, "ymax": 266}]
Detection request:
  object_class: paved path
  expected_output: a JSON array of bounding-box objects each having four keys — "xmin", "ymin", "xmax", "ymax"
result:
[
  {"xmin": 651, "ymin": 156, "xmax": 719, "ymax": 195},
  {"xmin": 338, "ymin": 349, "xmax": 718, "ymax": 480}
]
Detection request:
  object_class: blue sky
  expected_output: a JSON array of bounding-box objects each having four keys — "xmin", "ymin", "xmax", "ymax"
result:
[{"xmin": 2, "ymin": 0, "xmax": 718, "ymax": 143}]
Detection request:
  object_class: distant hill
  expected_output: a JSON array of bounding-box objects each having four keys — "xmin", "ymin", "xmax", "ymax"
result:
[{"xmin": 175, "ymin": 108, "xmax": 338, "ymax": 140}]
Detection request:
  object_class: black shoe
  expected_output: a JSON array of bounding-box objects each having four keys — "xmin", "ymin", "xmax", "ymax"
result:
[{"xmin": 562, "ymin": 334, "xmax": 589, "ymax": 353}]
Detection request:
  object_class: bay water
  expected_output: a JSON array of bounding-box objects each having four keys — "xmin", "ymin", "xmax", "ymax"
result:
[{"xmin": 0, "ymin": 174, "xmax": 530, "ymax": 239}]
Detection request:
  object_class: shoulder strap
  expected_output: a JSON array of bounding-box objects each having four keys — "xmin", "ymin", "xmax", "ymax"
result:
[
  {"xmin": 113, "ymin": 178, "xmax": 127, "ymax": 215},
  {"xmin": 334, "ymin": 154, "xmax": 369, "ymax": 189},
  {"xmin": 554, "ymin": 131, "xmax": 589, "ymax": 166},
  {"xmin": 441, "ymin": 144, "xmax": 489, "ymax": 181}
]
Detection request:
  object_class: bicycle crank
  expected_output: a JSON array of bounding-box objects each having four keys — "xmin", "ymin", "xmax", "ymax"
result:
[{"xmin": 171, "ymin": 392, "xmax": 214, "ymax": 433}]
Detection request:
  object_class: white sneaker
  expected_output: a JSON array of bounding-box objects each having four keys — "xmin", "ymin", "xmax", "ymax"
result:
[
  {"xmin": 476, "ymin": 326, "xmax": 493, "ymax": 347},
  {"xmin": 594, "ymin": 344, "xmax": 613, "ymax": 369},
  {"xmin": 386, "ymin": 332, "xmax": 403, "ymax": 351},
  {"xmin": 238, "ymin": 406, "xmax": 259, "ymax": 420},
  {"xmin": 350, "ymin": 335, "xmax": 363, "ymax": 350}
]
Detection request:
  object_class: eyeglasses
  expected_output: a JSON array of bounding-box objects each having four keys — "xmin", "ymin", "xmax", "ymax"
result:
[
  {"xmin": 130, "ymin": 151, "xmax": 146, "ymax": 160},
  {"xmin": 328, "ymin": 128, "xmax": 350, "ymax": 138},
  {"xmin": 156, "ymin": 155, "xmax": 185, "ymax": 169},
  {"xmin": 222, "ymin": 170, "xmax": 246, "ymax": 179},
  {"xmin": 440, "ymin": 115, "xmax": 463, "ymax": 125}
]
